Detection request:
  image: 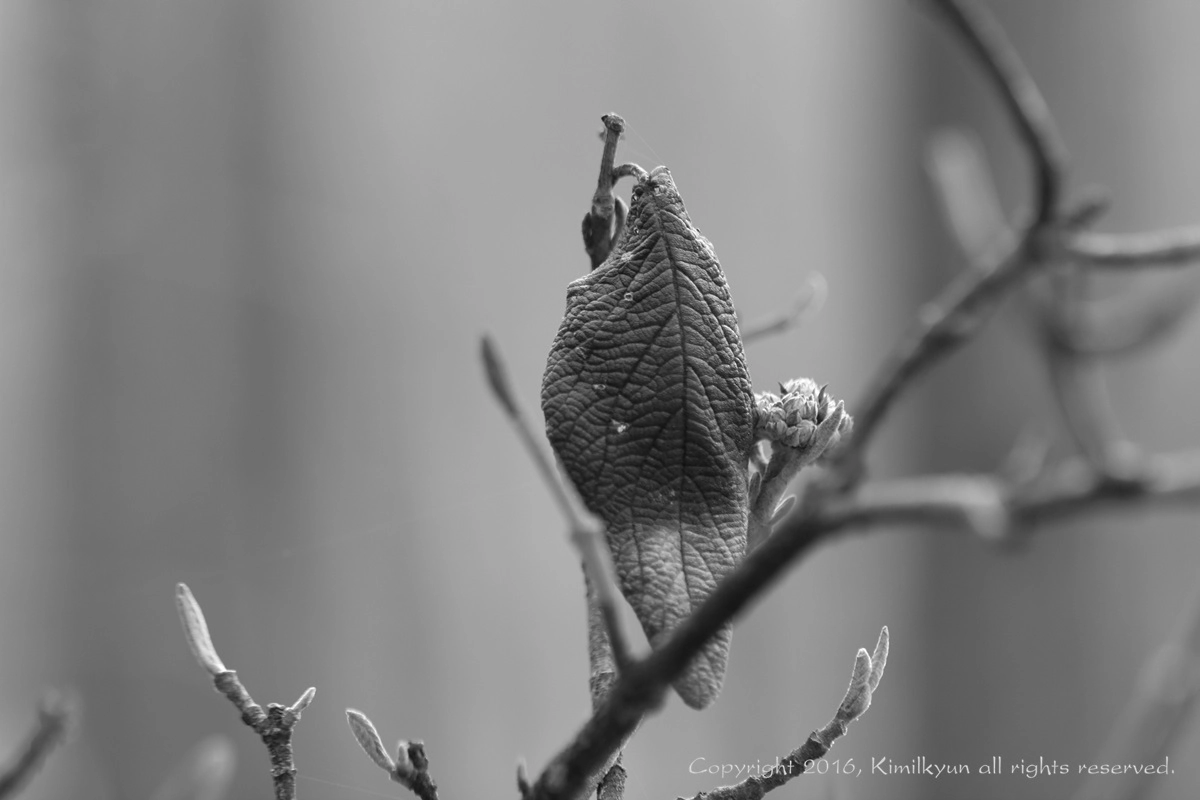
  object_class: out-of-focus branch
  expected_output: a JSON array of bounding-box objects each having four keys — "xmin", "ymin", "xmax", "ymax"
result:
[
  {"xmin": 1066, "ymin": 227, "xmax": 1200, "ymax": 268},
  {"xmin": 927, "ymin": 130, "xmax": 1200, "ymax": 360},
  {"xmin": 1025, "ymin": 208, "xmax": 1129, "ymax": 474},
  {"xmin": 175, "ymin": 583, "xmax": 315, "ymax": 800},
  {"xmin": 0, "ymin": 692, "xmax": 74, "ymax": 800},
  {"xmin": 1043, "ymin": 279, "xmax": 1200, "ymax": 356},
  {"xmin": 1072, "ymin": 584, "xmax": 1200, "ymax": 800},
  {"xmin": 816, "ymin": 449, "xmax": 1200, "ymax": 536},
  {"xmin": 920, "ymin": 0, "xmax": 1067, "ymax": 216},
  {"xmin": 827, "ymin": 0, "xmax": 1068, "ymax": 487},
  {"xmin": 1033, "ymin": 192, "xmax": 1137, "ymax": 476},
  {"xmin": 925, "ymin": 125, "xmax": 1135, "ymax": 478},
  {"xmin": 530, "ymin": 442, "xmax": 1200, "ymax": 800},
  {"xmin": 482, "ymin": 335, "xmax": 636, "ymax": 799},
  {"xmin": 531, "ymin": 3, "xmax": 1067, "ymax": 797},
  {"xmin": 1010, "ymin": 449, "xmax": 1200, "ymax": 524},
  {"xmin": 585, "ymin": 575, "xmax": 633, "ymax": 800},
  {"xmin": 740, "ymin": 273, "xmax": 828, "ymax": 344},
  {"xmin": 685, "ymin": 629, "xmax": 888, "ymax": 800},
  {"xmin": 533, "ymin": 3, "xmax": 1200, "ymax": 799},
  {"xmin": 925, "ymin": 129, "xmax": 1009, "ymax": 263},
  {"xmin": 481, "ymin": 336, "xmax": 632, "ymax": 671}
]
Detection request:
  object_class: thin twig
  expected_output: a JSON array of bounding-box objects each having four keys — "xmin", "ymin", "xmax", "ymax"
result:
[
  {"xmin": 1071, "ymin": 583, "xmax": 1200, "ymax": 800},
  {"xmin": 925, "ymin": 126, "xmax": 1192, "ymax": 482},
  {"xmin": 740, "ymin": 273, "xmax": 828, "ymax": 343},
  {"xmin": 583, "ymin": 115, "xmax": 630, "ymax": 270},
  {"xmin": 533, "ymin": 3, "xmax": 1200, "ymax": 798},
  {"xmin": 481, "ymin": 336, "xmax": 632, "ymax": 671},
  {"xmin": 1043, "ymin": 340, "xmax": 1129, "ymax": 472},
  {"xmin": 176, "ymin": 583, "xmax": 314, "ymax": 800},
  {"xmin": 346, "ymin": 710, "xmax": 442, "ymax": 800},
  {"xmin": 827, "ymin": 0, "xmax": 1068, "ymax": 486},
  {"xmin": 1066, "ymin": 227, "xmax": 1200, "ymax": 268},
  {"xmin": 529, "ymin": 445, "xmax": 1200, "ymax": 800},
  {"xmin": 1043, "ymin": 279, "xmax": 1200, "ymax": 356},
  {"xmin": 1031, "ymin": 190, "xmax": 1133, "ymax": 476},
  {"xmin": 919, "ymin": 0, "xmax": 1067, "ymax": 217},
  {"xmin": 1035, "ymin": 269, "xmax": 1135, "ymax": 478},
  {"xmin": 0, "ymin": 692, "xmax": 74, "ymax": 800},
  {"xmin": 584, "ymin": 575, "xmax": 634, "ymax": 800},
  {"xmin": 925, "ymin": 126, "xmax": 1128, "ymax": 474},
  {"xmin": 685, "ymin": 629, "xmax": 888, "ymax": 800},
  {"xmin": 929, "ymin": 126, "xmax": 1200, "ymax": 360},
  {"xmin": 924, "ymin": 128, "xmax": 1009, "ymax": 263}
]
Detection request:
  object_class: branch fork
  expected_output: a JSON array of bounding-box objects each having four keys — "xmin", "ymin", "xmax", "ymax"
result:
[{"xmin": 175, "ymin": 583, "xmax": 314, "ymax": 800}]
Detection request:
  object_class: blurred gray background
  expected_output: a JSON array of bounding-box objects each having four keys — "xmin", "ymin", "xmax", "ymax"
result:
[{"xmin": 2, "ymin": 1, "xmax": 1199, "ymax": 799}]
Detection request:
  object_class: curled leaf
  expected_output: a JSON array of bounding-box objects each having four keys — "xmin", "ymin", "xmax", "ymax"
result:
[{"xmin": 542, "ymin": 166, "xmax": 755, "ymax": 708}]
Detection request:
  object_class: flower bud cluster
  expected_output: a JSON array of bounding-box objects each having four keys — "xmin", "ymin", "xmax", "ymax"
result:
[{"xmin": 754, "ymin": 377, "xmax": 852, "ymax": 452}]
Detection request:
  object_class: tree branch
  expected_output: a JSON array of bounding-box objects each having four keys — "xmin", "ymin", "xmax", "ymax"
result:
[
  {"xmin": 530, "ymin": 442, "xmax": 1200, "ymax": 800},
  {"xmin": 1066, "ymin": 227, "xmax": 1200, "ymax": 268},
  {"xmin": 583, "ymin": 115, "xmax": 630, "ymax": 271},
  {"xmin": 828, "ymin": 0, "xmax": 1068, "ymax": 485},
  {"xmin": 0, "ymin": 692, "xmax": 74, "ymax": 800},
  {"xmin": 927, "ymin": 128, "xmax": 1200, "ymax": 361},
  {"xmin": 1042, "ymin": 280, "xmax": 1200, "ymax": 357},
  {"xmin": 740, "ymin": 273, "xmax": 828, "ymax": 344},
  {"xmin": 529, "ymin": 3, "xmax": 1071, "ymax": 797},
  {"xmin": 175, "ymin": 584, "xmax": 315, "ymax": 800},
  {"xmin": 346, "ymin": 710, "xmax": 441, "ymax": 800},
  {"xmin": 531, "ymin": 4, "xmax": 1200, "ymax": 799},
  {"xmin": 481, "ymin": 336, "xmax": 632, "ymax": 670},
  {"xmin": 1071, "ymin": 583, "xmax": 1200, "ymax": 800},
  {"xmin": 686, "ymin": 628, "xmax": 888, "ymax": 800}
]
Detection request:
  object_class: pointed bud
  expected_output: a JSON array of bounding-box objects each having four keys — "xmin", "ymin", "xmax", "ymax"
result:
[
  {"xmin": 175, "ymin": 584, "xmax": 227, "ymax": 676},
  {"xmin": 837, "ymin": 648, "xmax": 874, "ymax": 723},
  {"xmin": 869, "ymin": 626, "xmax": 889, "ymax": 692},
  {"xmin": 346, "ymin": 709, "xmax": 395, "ymax": 774},
  {"xmin": 769, "ymin": 495, "xmax": 797, "ymax": 525},
  {"xmin": 289, "ymin": 687, "xmax": 316, "ymax": 715}
]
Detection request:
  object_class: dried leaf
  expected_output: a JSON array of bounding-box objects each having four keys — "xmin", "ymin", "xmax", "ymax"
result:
[{"xmin": 542, "ymin": 166, "xmax": 754, "ymax": 708}]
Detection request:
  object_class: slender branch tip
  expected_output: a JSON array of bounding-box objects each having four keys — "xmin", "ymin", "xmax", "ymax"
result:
[{"xmin": 481, "ymin": 335, "xmax": 520, "ymax": 419}]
